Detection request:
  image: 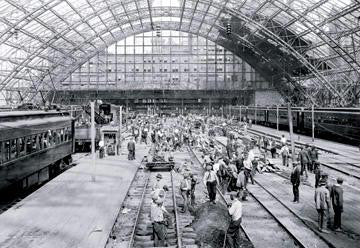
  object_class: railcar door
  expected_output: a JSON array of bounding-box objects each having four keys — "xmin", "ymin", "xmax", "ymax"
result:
[
  {"xmin": 265, "ymin": 108, "xmax": 269, "ymax": 125},
  {"xmin": 71, "ymin": 119, "xmax": 75, "ymax": 153},
  {"xmin": 297, "ymin": 108, "xmax": 305, "ymax": 132}
]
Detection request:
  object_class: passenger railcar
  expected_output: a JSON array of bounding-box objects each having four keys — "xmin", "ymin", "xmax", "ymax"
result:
[
  {"xmin": 0, "ymin": 111, "xmax": 74, "ymax": 191},
  {"xmin": 240, "ymin": 106, "xmax": 360, "ymax": 145}
]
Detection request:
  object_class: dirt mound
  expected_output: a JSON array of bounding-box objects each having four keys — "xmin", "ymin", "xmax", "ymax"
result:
[
  {"xmin": 191, "ymin": 202, "xmax": 229, "ymax": 248},
  {"xmin": 191, "ymin": 201, "xmax": 253, "ymax": 248}
]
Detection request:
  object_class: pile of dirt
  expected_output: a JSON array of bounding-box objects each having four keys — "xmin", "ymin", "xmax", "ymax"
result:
[
  {"xmin": 192, "ymin": 202, "xmax": 229, "ymax": 248},
  {"xmin": 190, "ymin": 202, "xmax": 252, "ymax": 248}
]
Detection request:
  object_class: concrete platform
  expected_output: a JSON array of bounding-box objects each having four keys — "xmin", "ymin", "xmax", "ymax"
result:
[{"xmin": 0, "ymin": 144, "xmax": 149, "ymax": 248}]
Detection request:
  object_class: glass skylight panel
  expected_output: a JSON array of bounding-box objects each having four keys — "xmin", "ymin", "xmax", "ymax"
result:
[
  {"xmin": 184, "ymin": 0, "xmax": 195, "ymax": 9},
  {"xmin": 0, "ymin": 0, "xmax": 357, "ymax": 101},
  {"xmin": 71, "ymin": 0, "xmax": 88, "ymax": 9},
  {"xmin": 124, "ymin": 2, "xmax": 137, "ymax": 11},
  {"xmin": 204, "ymin": 12, "xmax": 216, "ymax": 23},
  {"xmin": 52, "ymin": 1, "xmax": 73, "ymax": 17},
  {"xmin": 152, "ymin": 0, "xmax": 181, "ymax": 8}
]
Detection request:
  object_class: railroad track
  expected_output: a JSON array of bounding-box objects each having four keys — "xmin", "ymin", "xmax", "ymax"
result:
[
  {"xmin": 186, "ymin": 145, "xmax": 253, "ymax": 245},
  {"xmin": 106, "ymin": 159, "xmax": 199, "ymax": 247},
  {"xmin": 228, "ymin": 126, "xmax": 360, "ymax": 180},
  {"xmin": 131, "ymin": 170, "xmax": 182, "ymax": 248},
  {"xmin": 211, "ymin": 138, "xmax": 333, "ymax": 248}
]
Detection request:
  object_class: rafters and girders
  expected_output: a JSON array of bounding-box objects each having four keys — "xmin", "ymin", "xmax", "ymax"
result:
[{"xmin": 0, "ymin": 0, "xmax": 359, "ymax": 107}]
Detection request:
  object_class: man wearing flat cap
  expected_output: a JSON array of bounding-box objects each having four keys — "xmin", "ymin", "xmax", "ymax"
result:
[
  {"xmin": 315, "ymin": 178, "xmax": 331, "ymax": 233},
  {"xmin": 203, "ymin": 164, "xmax": 219, "ymax": 204},
  {"xmin": 290, "ymin": 162, "xmax": 301, "ymax": 203},
  {"xmin": 152, "ymin": 173, "xmax": 164, "ymax": 191},
  {"xmin": 331, "ymin": 177, "xmax": 344, "ymax": 231},
  {"xmin": 151, "ymin": 196, "xmax": 169, "ymax": 246}
]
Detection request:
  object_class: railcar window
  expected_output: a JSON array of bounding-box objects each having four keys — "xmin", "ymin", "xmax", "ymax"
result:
[
  {"xmin": 32, "ymin": 136, "xmax": 38, "ymax": 151},
  {"xmin": 54, "ymin": 131, "xmax": 59, "ymax": 145},
  {"xmin": 3, "ymin": 141, "xmax": 10, "ymax": 162},
  {"xmin": 65, "ymin": 127, "xmax": 71, "ymax": 141},
  {"xmin": 49, "ymin": 131, "xmax": 54, "ymax": 147},
  {"xmin": 38, "ymin": 134, "xmax": 43, "ymax": 150},
  {"xmin": 55, "ymin": 131, "xmax": 60, "ymax": 144},
  {"xmin": 52, "ymin": 131, "xmax": 57, "ymax": 145},
  {"xmin": 26, "ymin": 138, "xmax": 31, "ymax": 154},
  {"xmin": 10, "ymin": 139, "xmax": 17, "ymax": 159},
  {"xmin": 34, "ymin": 135, "xmax": 39, "ymax": 151},
  {"xmin": 18, "ymin": 138, "xmax": 25, "ymax": 157},
  {"xmin": 44, "ymin": 133, "xmax": 49, "ymax": 148},
  {"xmin": 60, "ymin": 129, "xmax": 64, "ymax": 142}
]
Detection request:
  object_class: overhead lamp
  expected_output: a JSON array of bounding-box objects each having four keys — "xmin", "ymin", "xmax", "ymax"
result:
[
  {"xmin": 226, "ymin": 23, "xmax": 231, "ymax": 36},
  {"xmin": 156, "ymin": 25, "xmax": 161, "ymax": 37},
  {"xmin": 10, "ymin": 28, "xmax": 19, "ymax": 39}
]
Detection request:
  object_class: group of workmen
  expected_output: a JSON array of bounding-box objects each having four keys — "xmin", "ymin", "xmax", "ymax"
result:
[
  {"xmin": 254, "ymin": 132, "xmax": 344, "ymax": 233},
  {"xmin": 290, "ymin": 151, "xmax": 344, "ymax": 233},
  {"xmin": 125, "ymin": 113, "xmax": 345, "ymax": 246}
]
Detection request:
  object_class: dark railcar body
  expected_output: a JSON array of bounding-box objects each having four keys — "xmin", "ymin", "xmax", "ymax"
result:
[
  {"xmin": 0, "ymin": 111, "xmax": 74, "ymax": 190},
  {"xmin": 239, "ymin": 106, "xmax": 360, "ymax": 145}
]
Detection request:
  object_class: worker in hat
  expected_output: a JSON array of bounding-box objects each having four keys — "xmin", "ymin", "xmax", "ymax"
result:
[
  {"xmin": 150, "ymin": 195, "xmax": 169, "ymax": 246},
  {"xmin": 290, "ymin": 162, "xmax": 301, "ymax": 203},
  {"xmin": 298, "ymin": 146, "xmax": 310, "ymax": 179},
  {"xmin": 309, "ymin": 145, "xmax": 318, "ymax": 173},
  {"xmin": 314, "ymin": 178, "xmax": 331, "ymax": 233},
  {"xmin": 331, "ymin": 177, "xmax": 344, "ymax": 231},
  {"xmin": 203, "ymin": 164, "xmax": 219, "ymax": 204},
  {"xmin": 179, "ymin": 173, "xmax": 191, "ymax": 213},
  {"xmin": 152, "ymin": 173, "xmax": 165, "ymax": 191},
  {"xmin": 189, "ymin": 173, "xmax": 199, "ymax": 206},
  {"xmin": 314, "ymin": 161, "xmax": 321, "ymax": 188},
  {"xmin": 225, "ymin": 191, "xmax": 243, "ymax": 248},
  {"xmin": 127, "ymin": 136, "xmax": 136, "ymax": 160},
  {"xmin": 236, "ymin": 167, "xmax": 247, "ymax": 201}
]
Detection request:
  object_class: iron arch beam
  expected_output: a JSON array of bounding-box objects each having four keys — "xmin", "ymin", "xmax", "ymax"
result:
[{"xmin": 0, "ymin": 0, "xmax": 357, "ymax": 106}]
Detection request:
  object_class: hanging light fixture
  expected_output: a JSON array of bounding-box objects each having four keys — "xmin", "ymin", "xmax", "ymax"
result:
[
  {"xmin": 226, "ymin": 23, "xmax": 232, "ymax": 36},
  {"xmin": 10, "ymin": 28, "xmax": 19, "ymax": 39},
  {"xmin": 156, "ymin": 25, "xmax": 161, "ymax": 37}
]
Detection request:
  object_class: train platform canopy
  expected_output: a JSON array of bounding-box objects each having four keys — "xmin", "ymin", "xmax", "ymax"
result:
[{"xmin": 0, "ymin": 0, "xmax": 359, "ymax": 107}]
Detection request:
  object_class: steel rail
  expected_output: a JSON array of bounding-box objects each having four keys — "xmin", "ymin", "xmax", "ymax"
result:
[
  {"xmin": 252, "ymin": 177, "xmax": 336, "ymax": 248},
  {"xmin": 221, "ymin": 126, "xmax": 360, "ymax": 181},
  {"xmin": 170, "ymin": 170, "xmax": 182, "ymax": 248},
  {"xmin": 235, "ymin": 127, "xmax": 360, "ymax": 180},
  {"xmin": 212, "ymin": 138, "xmax": 333, "ymax": 248},
  {"xmin": 127, "ymin": 171, "xmax": 150, "ymax": 248}
]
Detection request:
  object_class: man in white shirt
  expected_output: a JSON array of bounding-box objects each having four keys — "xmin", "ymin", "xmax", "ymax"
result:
[
  {"xmin": 244, "ymin": 147, "xmax": 255, "ymax": 185},
  {"xmin": 212, "ymin": 158, "xmax": 223, "ymax": 175},
  {"xmin": 203, "ymin": 165, "xmax": 219, "ymax": 204},
  {"xmin": 280, "ymin": 144, "xmax": 290, "ymax": 167},
  {"xmin": 281, "ymin": 134, "xmax": 287, "ymax": 146},
  {"xmin": 226, "ymin": 192, "xmax": 243, "ymax": 248},
  {"xmin": 151, "ymin": 196, "xmax": 169, "ymax": 247}
]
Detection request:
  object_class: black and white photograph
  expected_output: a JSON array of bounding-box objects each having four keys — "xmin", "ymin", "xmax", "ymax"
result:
[{"xmin": 0, "ymin": 0, "xmax": 359, "ymax": 247}]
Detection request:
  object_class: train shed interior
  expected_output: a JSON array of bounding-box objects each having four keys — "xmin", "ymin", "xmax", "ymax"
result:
[{"xmin": 0, "ymin": 0, "xmax": 359, "ymax": 248}]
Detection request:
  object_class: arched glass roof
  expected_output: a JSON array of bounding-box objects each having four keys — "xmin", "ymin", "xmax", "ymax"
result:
[{"xmin": 0, "ymin": 0, "xmax": 358, "ymax": 106}]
